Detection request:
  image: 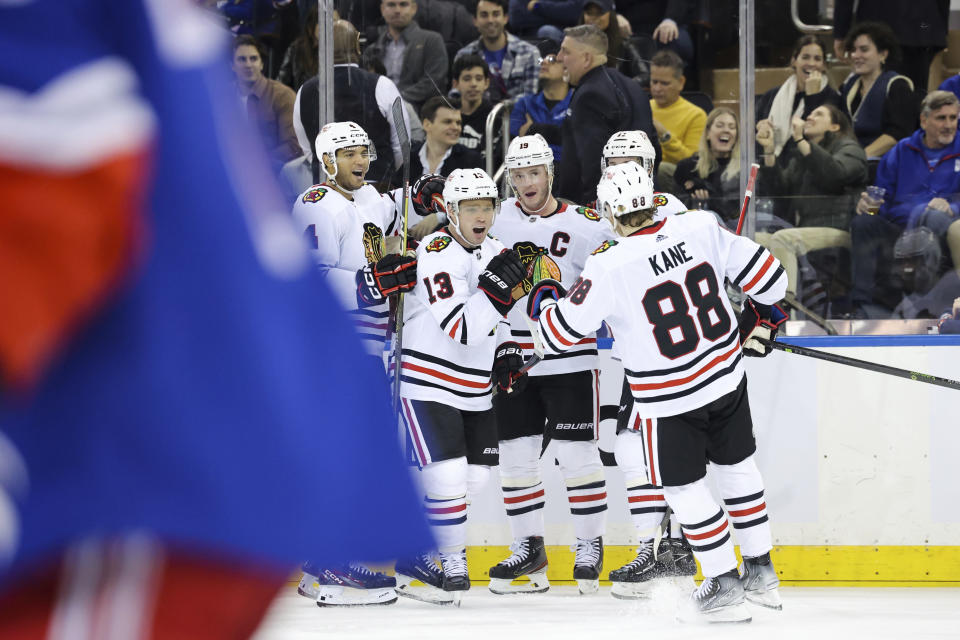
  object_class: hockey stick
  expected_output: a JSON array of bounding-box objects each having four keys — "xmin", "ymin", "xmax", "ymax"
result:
[
  {"xmin": 734, "ymin": 163, "xmax": 759, "ymax": 236},
  {"xmin": 783, "ymin": 292, "xmax": 838, "ymax": 335},
  {"xmin": 391, "ymin": 97, "xmax": 411, "ymax": 414},
  {"xmin": 756, "ymin": 337, "xmax": 960, "ymax": 391},
  {"xmin": 652, "ymin": 506, "xmax": 672, "ymax": 561}
]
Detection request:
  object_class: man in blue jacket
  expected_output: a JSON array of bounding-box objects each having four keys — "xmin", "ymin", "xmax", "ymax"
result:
[{"xmin": 850, "ymin": 90, "xmax": 960, "ymax": 315}]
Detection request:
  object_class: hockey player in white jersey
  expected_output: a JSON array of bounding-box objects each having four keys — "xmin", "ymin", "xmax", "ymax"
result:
[
  {"xmin": 487, "ymin": 134, "xmax": 617, "ymax": 595},
  {"xmin": 291, "ymin": 121, "xmax": 417, "ymax": 606},
  {"xmin": 393, "ymin": 169, "xmax": 527, "ymax": 605},
  {"xmin": 602, "ymin": 130, "xmax": 686, "ymax": 219},
  {"xmin": 528, "ymin": 161, "xmax": 788, "ymax": 623}
]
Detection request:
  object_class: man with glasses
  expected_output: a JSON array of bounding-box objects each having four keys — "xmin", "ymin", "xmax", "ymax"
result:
[{"xmin": 509, "ymin": 40, "xmax": 573, "ymax": 162}]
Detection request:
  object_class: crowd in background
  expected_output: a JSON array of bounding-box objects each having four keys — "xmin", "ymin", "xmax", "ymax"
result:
[{"xmin": 213, "ymin": 0, "xmax": 960, "ymax": 328}]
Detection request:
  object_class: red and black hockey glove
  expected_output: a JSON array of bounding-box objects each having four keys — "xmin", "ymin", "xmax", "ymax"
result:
[
  {"xmin": 492, "ymin": 341, "xmax": 528, "ymax": 394},
  {"xmin": 478, "ymin": 249, "xmax": 526, "ymax": 316},
  {"xmin": 526, "ymin": 278, "xmax": 566, "ymax": 321},
  {"xmin": 738, "ymin": 298, "xmax": 788, "ymax": 357},
  {"xmin": 411, "ymin": 173, "xmax": 447, "ymax": 217},
  {"xmin": 356, "ymin": 254, "xmax": 417, "ymax": 306}
]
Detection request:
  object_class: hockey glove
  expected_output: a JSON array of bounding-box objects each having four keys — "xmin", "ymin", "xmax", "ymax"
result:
[
  {"xmin": 478, "ymin": 249, "xmax": 526, "ymax": 316},
  {"xmin": 526, "ymin": 279, "xmax": 566, "ymax": 321},
  {"xmin": 412, "ymin": 173, "xmax": 447, "ymax": 220},
  {"xmin": 492, "ymin": 341, "xmax": 528, "ymax": 394},
  {"xmin": 356, "ymin": 254, "xmax": 417, "ymax": 306},
  {"xmin": 738, "ymin": 298, "xmax": 788, "ymax": 357}
]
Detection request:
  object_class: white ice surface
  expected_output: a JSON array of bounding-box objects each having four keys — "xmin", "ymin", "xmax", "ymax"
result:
[{"xmin": 253, "ymin": 585, "xmax": 960, "ymax": 640}]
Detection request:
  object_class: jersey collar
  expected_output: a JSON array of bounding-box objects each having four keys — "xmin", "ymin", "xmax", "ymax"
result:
[
  {"xmin": 627, "ymin": 219, "xmax": 667, "ymax": 236},
  {"xmin": 516, "ymin": 199, "xmax": 565, "ymax": 219}
]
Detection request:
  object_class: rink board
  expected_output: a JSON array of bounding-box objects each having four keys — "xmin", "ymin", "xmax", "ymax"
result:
[{"xmin": 448, "ymin": 338, "xmax": 960, "ymax": 585}]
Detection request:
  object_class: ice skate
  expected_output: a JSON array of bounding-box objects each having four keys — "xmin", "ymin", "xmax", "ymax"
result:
[
  {"xmin": 314, "ymin": 564, "xmax": 398, "ymax": 607},
  {"xmin": 608, "ymin": 540, "xmax": 673, "ymax": 599},
  {"xmin": 440, "ymin": 549, "xmax": 470, "ymax": 607},
  {"xmin": 572, "ymin": 536, "xmax": 603, "ymax": 595},
  {"xmin": 741, "ymin": 552, "xmax": 782, "ymax": 610},
  {"xmin": 677, "ymin": 569, "xmax": 751, "ymax": 624},
  {"xmin": 666, "ymin": 537, "xmax": 697, "ymax": 577},
  {"xmin": 395, "ymin": 554, "xmax": 455, "ymax": 605},
  {"xmin": 488, "ymin": 536, "xmax": 550, "ymax": 594}
]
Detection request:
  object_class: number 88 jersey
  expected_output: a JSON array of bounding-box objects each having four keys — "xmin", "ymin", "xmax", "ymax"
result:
[{"xmin": 537, "ymin": 211, "xmax": 787, "ymax": 417}]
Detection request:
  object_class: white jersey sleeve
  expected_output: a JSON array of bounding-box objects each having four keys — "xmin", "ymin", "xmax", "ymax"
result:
[
  {"xmin": 718, "ymin": 225, "xmax": 787, "ymax": 305},
  {"xmin": 537, "ymin": 255, "xmax": 615, "ymax": 355},
  {"xmin": 291, "ymin": 185, "xmax": 356, "ymax": 298},
  {"xmin": 652, "ymin": 191, "xmax": 688, "ymax": 219}
]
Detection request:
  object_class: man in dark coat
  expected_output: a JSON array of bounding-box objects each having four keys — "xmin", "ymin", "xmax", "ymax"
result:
[{"xmin": 555, "ymin": 24, "xmax": 661, "ymax": 205}]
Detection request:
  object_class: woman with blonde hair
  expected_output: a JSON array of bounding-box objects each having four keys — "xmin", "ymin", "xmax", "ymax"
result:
[{"xmin": 673, "ymin": 107, "xmax": 741, "ymax": 224}]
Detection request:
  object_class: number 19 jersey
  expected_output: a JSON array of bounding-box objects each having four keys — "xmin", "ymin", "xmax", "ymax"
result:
[
  {"xmin": 491, "ymin": 198, "xmax": 616, "ymax": 377},
  {"xmin": 538, "ymin": 211, "xmax": 787, "ymax": 417}
]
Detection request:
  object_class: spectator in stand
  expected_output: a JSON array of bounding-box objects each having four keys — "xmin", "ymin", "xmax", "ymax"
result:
[
  {"xmin": 939, "ymin": 297, "xmax": 960, "ymax": 333},
  {"xmin": 277, "ymin": 6, "xmax": 318, "ymax": 91},
  {"xmin": 649, "ymin": 50, "xmax": 705, "ymax": 165},
  {"xmin": 410, "ymin": 96, "xmax": 484, "ymax": 178},
  {"xmin": 939, "ymin": 72, "xmax": 960, "ymax": 105},
  {"xmin": 674, "ymin": 107, "xmax": 740, "ymax": 223},
  {"xmin": 850, "ymin": 91, "xmax": 960, "ymax": 316},
  {"xmin": 833, "ymin": 0, "xmax": 948, "ymax": 97},
  {"xmin": 451, "ymin": 54, "xmax": 502, "ymax": 165},
  {"xmin": 556, "ymin": 24, "xmax": 660, "ymax": 205},
  {"xmin": 232, "ymin": 35, "xmax": 300, "ymax": 168},
  {"xmin": 839, "ymin": 21, "xmax": 917, "ymax": 159},
  {"xmin": 756, "ymin": 36, "xmax": 841, "ymax": 158},
  {"xmin": 755, "ymin": 105, "xmax": 867, "ymax": 303},
  {"xmin": 616, "ymin": 0, "xmax": 695, "ymax": 64},
  {"xmin": 369, "ymin": 0, "xmax": 448, "ymax": 111},
  {"xmin": 508, "ymin": 0, "xmax": 581, "ymax": 43},
  {"xmin": 510, "ymin": 40, "xmax": 572, "ymax": 162},
  {"xmin": 455, "ymin": 0, "xmax": 541, "ymax": 101},
  {"xmin": 581, "ymin": 0, "xmax": 644, "ymax": 78},
  {"xmin": 410, "ymin": 0, "xmax": 478, "ymax": 56},
  {"xmin": 293, "ymin": 20, "xmax": 410, "ymax": 186}
]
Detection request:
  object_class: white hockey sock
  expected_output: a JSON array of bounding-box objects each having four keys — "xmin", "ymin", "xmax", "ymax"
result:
[
  {"xmin": 557, "ymin": 440, "xmax": 607, "ymax": 540},
  {"xmin": 713, "ymin": 456, "xmax": 772, "ymax": 558},
  {"xmin": 615, "ymin": 430, "xmax": 665, "ymax": 541},
  {"xmin": 421, "ymin": 458, "xmax": 468, "ymax": 552},
  {"xmin": 664, "ymin": 478, "xmax": 737, "ymax": 578},
  {"xmin": 499, "ymin": 436, "xmax": 545, "ymax": 539}
]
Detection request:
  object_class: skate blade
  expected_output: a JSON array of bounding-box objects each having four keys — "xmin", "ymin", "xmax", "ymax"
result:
[
  {"xmin": 488, "ymin": 573, "xmax": 550, "ymax": 595},
  {"xmin": 577, "ymin": 578, "xmax": 599, "ymax": 595},
  {"xmin": 315, "ymin": 586, "xmax": 398, "ymax": 607},
  {"xmin": 395, "ymin": 577, "xmax": 455, "ymax": 605},
  {"xmin": 610, "ymin": 581, "xmax": 654, "ymax": 600},
  {"xmin": 677, "ymin": 602, "xmax": 752, "ymax": 624},
  {"xmin": 746, "ymin": 587, "xmax": 783, "ymax": 610},
  {"xmin": 452, "ymin": 592, "xmax": 463, "ymax": 608}
]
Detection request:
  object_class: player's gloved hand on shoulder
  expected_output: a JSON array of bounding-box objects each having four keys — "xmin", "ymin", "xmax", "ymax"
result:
[
  {"xmin": 356, "ymin": 254, "xmax": 417, "ymax": 306},
  {"xmin": 738, "ymin": 298, "xmax": 788, "ymax": 356},
  {"xmin": 526, "ymin": 278, "xmax": 566, "ymax": 321},
  {"xmin": 411, "ymin": 173, "xmax": 447, "ymax": 218},
  {"xmin": 492, "ymin": 341, "xmax": 528, "ymax": 394},
  {"xmin": 479, "ymin": 249, "xmax": 526, "ymax": 316}
]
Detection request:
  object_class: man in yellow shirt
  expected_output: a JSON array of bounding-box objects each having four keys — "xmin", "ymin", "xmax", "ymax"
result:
[{"xmin": 649, "ymin": 50, "xmax": 706, "ymax": 165}]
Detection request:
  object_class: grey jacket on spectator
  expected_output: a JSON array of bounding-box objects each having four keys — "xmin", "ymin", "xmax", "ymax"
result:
[
  {"xmin": 415, "ymin": 0, "xmax": 478, "ymax": 51},
  {"xmin": 371, "ymin": 21, "xmax": 449, "ymax": 109},
  {"xmin": 455, "ymin": 33, "xmax": 541, "ymax": 99},
  {"xmin": 759, "ymin": 132, "xmax": 867, "ymax": 229}
]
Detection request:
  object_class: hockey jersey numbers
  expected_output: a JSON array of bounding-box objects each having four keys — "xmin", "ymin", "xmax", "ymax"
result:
[{"xmin": 426, "ymin": 236, "xmax": 452, "ymax": 252}]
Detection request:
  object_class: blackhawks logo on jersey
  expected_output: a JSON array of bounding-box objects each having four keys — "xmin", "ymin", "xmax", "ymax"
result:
[
  {"xmin": 362, "ymin": 222, "xmax": 385, "ymax": 264},
  {"xmin": 511, "ymin": 242, "xmax": 563, "ymax": 300},
  {"xmin": 426, "ymin": 235, "xmax": 452, "ymax": 252},
  {"xmin": 302, "ymin": 186, "xmax": 328, "ymax": 203},
  {"xmin": 575, "ymin": 206, "xmax": 601, "ymax": 221},
  {"xmin": 591, "ymin": 239, "xmax": 618, "ymax": 255},
  {"xmin": 653, "ymin": 194, "xmax": 668, "ymax": 208}
]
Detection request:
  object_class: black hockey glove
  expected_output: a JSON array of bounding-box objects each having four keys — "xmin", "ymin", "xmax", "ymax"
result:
[
  {"xmin": 738, "ymin": 298, "xmax": 788, "ymax": 357},
  {"xmin": 526, "ymin": 279, "xmax": 566, "ymax": 321},
  {"xmin": 411, "ymin": 173, "xmax": 447, "ymax": 217},
  {"xmin": 356, "ymin": 254, "xmax": 417, "ymax": 306},
  {"xmin": 492, "ymin": 341, "xmax": 528, "ymax": 394},
  {"xmin": 478, "ymin": 249, "xmax": 526, "ymax": 316}
]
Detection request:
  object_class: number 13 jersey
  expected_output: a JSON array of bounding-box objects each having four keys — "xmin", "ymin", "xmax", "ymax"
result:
[{"xmin": 538, "ymin": 211, "xmax": 787, "ymax": 417}]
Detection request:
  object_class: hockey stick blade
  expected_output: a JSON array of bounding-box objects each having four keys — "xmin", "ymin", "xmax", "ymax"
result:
[{"xmin": 758, "ymin": 338, "xmax": 960, "ymax": 391}]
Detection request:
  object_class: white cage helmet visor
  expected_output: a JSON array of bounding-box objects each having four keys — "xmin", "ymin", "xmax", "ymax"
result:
[
  {"xmin": 596, "ymin": 161, "xmax": 655, "ymax": 221},
  {"xmin": 315, "ymin": 121, "xmax": 376, "ymax": 183},
  {"xmin": 442, "ymin": 168, "xmax": 500, "ymax": 247},
  {"xmin": 505, "ymin": 134, "xmax": 554, "ymax": 196},
  {"xmin": 601, "ymin": 130, "xmax": 655, "ymax": 177}
]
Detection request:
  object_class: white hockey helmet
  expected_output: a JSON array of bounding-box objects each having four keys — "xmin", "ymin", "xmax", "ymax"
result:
[
  {"xmin": 315, "ymin": 121, "xmax": 376, "ymax": 182},
  {"xmin": 602, "ymin": 130, "xmax": 655, "ymax": 177},
  {"xmin": 505, "ymin": 134, "xmax": 554, "ymax": 193},
  {"xmin": 443, "ymin": 168, "xmax": 500, "ymax": 246},
  {"xmin": 596, "ymin": 161, "xmax": 655, "ymax": 221}
]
